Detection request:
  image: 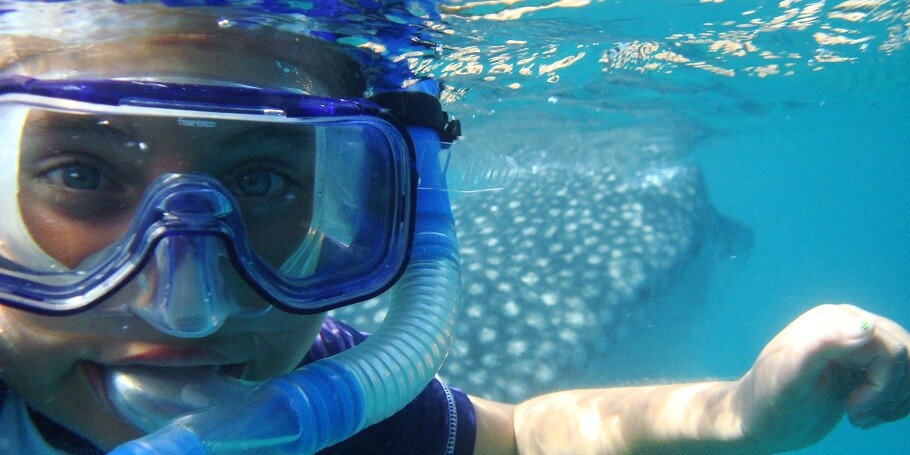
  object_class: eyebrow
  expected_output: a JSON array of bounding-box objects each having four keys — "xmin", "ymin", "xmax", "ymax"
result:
[
  {"xmin": 219, "ymin": 124, "xmax": 315, "ymax": 155},
  {"xmin": 223, "ymin": 124, "xmax": 315, "ymax": 141},
  {"xmin": 29, "ymin": 112, "xmax": 133, "ymax": 142}
]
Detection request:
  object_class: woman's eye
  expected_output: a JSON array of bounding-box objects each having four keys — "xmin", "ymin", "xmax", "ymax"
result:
[
  {"xmin": 233, "ymin": 170, "xmax": 286, "ymax": 197},
  {"xmin": 45, "ymin": 164, "xmax": 111, "ymax": 191}
]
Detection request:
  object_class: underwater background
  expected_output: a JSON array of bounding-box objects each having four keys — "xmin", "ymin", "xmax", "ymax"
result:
[
  {"xmin": 4, "ymin": 0, "xmax": 905, "ymax": 452},
  {"xmin": 418, "ymin": 1, "xmax": 910, "ymax": 453}
]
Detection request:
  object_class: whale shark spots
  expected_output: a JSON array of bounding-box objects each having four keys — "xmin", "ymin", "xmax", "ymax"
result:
[{"xmin": 333, "ymin": 117, "xmax": 752, "ymax": 401}]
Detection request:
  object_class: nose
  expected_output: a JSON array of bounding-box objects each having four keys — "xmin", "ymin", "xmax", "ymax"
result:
[{"xmin": 129, "ymin": 234, "xmax": 252, "ymax": 338}]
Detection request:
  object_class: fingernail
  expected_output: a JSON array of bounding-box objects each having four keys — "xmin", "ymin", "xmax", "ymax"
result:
[{"xmin": 842, "ymin": 317, "xmax": 874, "ymax": 340}]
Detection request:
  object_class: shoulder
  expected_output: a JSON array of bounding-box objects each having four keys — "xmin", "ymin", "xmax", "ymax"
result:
[
  {"xmin": 317, "ymin": 377, "xmax": 478, "ymax": 455},
  {"xmin": 301, "ymin": 316, "xmax": 369, "ymax": 364},
  {"xmin": 309, "ymin": 317, "xmax": 477, "ymax": 455}
]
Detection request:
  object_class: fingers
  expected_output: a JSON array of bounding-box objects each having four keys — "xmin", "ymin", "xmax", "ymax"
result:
[
  {"xmin": 747, "ymin": 304, "xmax": 874, "ymax": 409},
  {"xmin": 778, "ymin": 305, "xmax": 875, "ymax": 375},
  {"xmin": 836, "ymin": 305, "xmax": 910, "ymax": 428}
]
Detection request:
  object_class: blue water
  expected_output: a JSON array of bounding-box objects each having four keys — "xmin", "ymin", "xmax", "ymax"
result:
[
  {"xmin": 7, "ymin": 0, "xmax": 905, "ymax": 451},
  {"xmin": 696, "ymin": 88, "xmax": 910, "ymax": 454},
  {"xmin": 429, "ymin": 1, "xmax": 909, "ymax": 452}
]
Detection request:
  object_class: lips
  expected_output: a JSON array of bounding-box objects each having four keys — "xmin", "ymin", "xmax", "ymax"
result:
[{"xmin": 111, "ymin": 345, "xmax": 247, "ymax": 369}]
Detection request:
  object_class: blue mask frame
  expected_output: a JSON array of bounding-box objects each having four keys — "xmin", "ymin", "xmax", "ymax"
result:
[{"xmin": 0, "ymin": 76, "xmax": 419, "ymax": 316}]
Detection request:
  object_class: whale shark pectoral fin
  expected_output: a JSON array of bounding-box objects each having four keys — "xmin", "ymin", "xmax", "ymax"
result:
[{"xmin": 711, "ymin": 212, "xmax": 755, "ymax": 262}]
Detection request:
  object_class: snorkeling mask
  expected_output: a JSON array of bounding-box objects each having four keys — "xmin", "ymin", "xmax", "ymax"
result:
[
  {"xmin": 1, "ymin": 75, "xmax": 466, "ymax": 454},
  {"xmin": 0, "ymin": 76, "xmax": 423, "ymax": 335}
]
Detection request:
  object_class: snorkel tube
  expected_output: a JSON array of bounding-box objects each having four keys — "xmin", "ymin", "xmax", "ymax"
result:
[{"xmin": 111, "ymin": 82, "xmax": 461, "ymax": 454}]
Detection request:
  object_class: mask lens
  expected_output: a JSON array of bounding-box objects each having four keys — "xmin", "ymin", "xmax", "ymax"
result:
[
  {"xmin": 13, "ymin": 107, "xmax": 319, "ymax": 271},
  {"xmin": 0, "ymin": 91, "xmax": 413, "ymax": 314}
]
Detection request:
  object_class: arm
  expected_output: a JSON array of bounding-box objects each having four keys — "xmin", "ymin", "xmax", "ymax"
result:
[
  {"xmin": 474, "ymin": 381, "xmax": 746, "ymax": 455},
  {"xmin": 472, "ymin": 304, "xmax": 910, "ymax": 454}
]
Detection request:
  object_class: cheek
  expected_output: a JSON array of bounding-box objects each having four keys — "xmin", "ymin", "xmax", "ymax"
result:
[
  {"xmin": 18, "ymin": 190, "xmax": 132, "ymax": 269},
  {"xmin": 241, "ymin": 314, "xmax": 324, "ymax": 381},
  {"xmin": 248, "ymin": 217, "xmax": 312, "ymax": 269},
  {"xmin": 241, "ymin": 194, "xmax": 314, "ymax": 270},
  {"xmin": 0, "ymin": 308, "xmax": 89, "ymax": 409},
  {"xmin": 0, "ymin": 310, "xmax": 140, "ymax": 448}
]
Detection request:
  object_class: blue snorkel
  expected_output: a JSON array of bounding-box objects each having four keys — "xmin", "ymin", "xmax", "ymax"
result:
[{"xmin": 110, "ymin": 81, "xmax": 462, "ymax": 454}]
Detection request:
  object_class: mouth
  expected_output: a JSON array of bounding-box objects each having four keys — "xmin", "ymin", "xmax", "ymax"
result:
[{"xmin": 83, "ymin": 360, "xmax": 255, "ymax": 433}]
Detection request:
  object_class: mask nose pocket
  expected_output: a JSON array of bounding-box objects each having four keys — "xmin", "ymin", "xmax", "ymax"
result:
[
  {"xmin": 130, "ymin": 235, "xmax": 250, "ymax": 338},
  {"xmin": 158, "ymin": 187, "xmax": 233, "ymax": 219}
]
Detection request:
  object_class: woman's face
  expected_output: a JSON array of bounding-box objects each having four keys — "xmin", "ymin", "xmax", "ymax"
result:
[{"xmin": 0, "ymin": 26, "xmax": 355, "ymax": 450}]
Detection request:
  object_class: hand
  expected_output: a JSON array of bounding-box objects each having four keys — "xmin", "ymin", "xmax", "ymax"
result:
[{"xmin": 733, "ymin": 304, "xmax": 910, "ymax": 452}]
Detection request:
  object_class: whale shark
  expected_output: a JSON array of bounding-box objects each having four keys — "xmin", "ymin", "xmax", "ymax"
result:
[{"xmin": 333, "ymin": 108, "xmax": 753, "ymax": 402}]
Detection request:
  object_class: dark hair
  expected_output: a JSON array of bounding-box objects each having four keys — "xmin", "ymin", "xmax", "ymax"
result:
[{"xmin": 1, "ymin": 4, "xmax": 368, "ymax": 97}]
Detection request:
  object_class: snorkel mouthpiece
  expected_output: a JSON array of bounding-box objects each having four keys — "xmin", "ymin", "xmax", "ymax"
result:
[{"xmin": 111, "ymin": 90, "xmax": 461, "ymax": 454}]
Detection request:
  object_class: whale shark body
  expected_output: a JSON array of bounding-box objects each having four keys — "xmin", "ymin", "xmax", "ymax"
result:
[{"xmin": 333, "ymin": 113, "xmax": 753, "ymax": 401}]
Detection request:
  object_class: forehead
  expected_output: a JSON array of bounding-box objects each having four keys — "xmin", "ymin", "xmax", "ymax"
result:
[
  {"xmin": 20, "ymin": 108, "xmax": 317, "ymax": 167},
  {"xmin": 25, "ymin": 108, "xmax": 316, "ymax": 139},
  {"xmin": 0, "ymin": 6, "xmax": 365, "ymax": 98}
]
